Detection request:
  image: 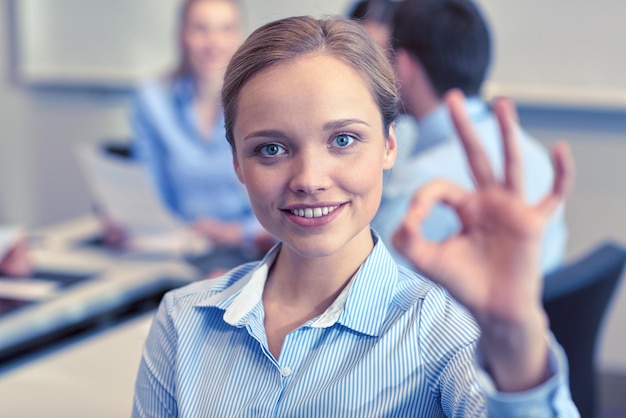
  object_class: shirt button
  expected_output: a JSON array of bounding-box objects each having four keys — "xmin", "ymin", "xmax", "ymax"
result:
[{"xmin": 280, "ymin": 366, "xmax": 292, "ymax": 377}]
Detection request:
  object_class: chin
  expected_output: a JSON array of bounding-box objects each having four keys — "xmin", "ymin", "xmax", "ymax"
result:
[{"xmin": 280, "ymin": 235, "xmax": 343, "ymax": 260}]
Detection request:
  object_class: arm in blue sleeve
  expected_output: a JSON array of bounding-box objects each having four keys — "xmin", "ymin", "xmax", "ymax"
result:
[
  {"xmin": 132, "ymin": 294, "xmax": 179, "ymax": 418},
  {"xmin": 477, "ymin": 334, "xmax": 580, "ymax": 417},
  {"xmin": 131, "ymin": 87, "xmax": 179, "ymax": 215}
]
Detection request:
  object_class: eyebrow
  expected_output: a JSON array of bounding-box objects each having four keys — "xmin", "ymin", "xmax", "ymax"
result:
[
  {"xmin": 323, "ymin": 118, "xmax": 370, "ymax": 130},
  {"xmin": 242, "ymin": 130, "xmax": 287, "ymax": 142},
  {"xmin": 242, "ymin": 119, "xmax": 371, "ymax": 142}
]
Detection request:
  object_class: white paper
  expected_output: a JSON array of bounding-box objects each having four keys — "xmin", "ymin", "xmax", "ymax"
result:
[
  {"xmin": 0, "ymin": 226, "xmax": 21, "ymax": 260},
  {"xmin": 75, "ymin": 143, "xmax": 211, "ymax": 256},
  {"xmin": 0, "ymin": 277, "xmax": 59, "ymax": 301}
]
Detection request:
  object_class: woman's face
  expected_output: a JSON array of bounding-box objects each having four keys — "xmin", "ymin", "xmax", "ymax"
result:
[
  {"xmin": 232, "ymin": 53, "xmax": 397, "ymax": 260},
  {"xmin": 182, "ymin": 0, "xmax": 241, "ymax": 80}
]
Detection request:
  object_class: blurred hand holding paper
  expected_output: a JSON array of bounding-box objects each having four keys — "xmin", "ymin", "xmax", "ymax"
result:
[{"xmin": 76, "ymin": 143, "xmax": 211, "ymax": 256}]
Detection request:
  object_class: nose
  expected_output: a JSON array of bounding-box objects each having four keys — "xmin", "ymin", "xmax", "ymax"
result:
[
  {"xmin": 201, "ymin": 29, "xmax": 220, "ymax": 48},
  {"xmin": 289, "ymin": 149, "xmax": 331, "ymax": 194}
]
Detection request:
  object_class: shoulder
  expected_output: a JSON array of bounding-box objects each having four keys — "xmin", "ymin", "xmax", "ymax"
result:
[
  {"xmin": 516, "ymin": 128, "xmax": 553, "ymax": 166},
  {"xmin": 391, "ymin": 266, "xmax": 480, "ymax": 371},
  {"xmin": 386, "ymin": 140, "xmax": 469, "ymax": 199},
  {"xmin": 394, "ymin": 266, "xmax": 476, "ymax": 330},
  {"xmin": 161, "ymin": 261, "xmax": 259, "ymax": 314},
  {"xmin": 133, "ymin": 77, "xmax": 174, "ymax": 104},
  {"xmin": 465, "ymin": 106, "xmax": 553, "ymax": 170},
  {"xmin": 405, "ymin": 112, "xmax": 551, "ymax": 189},
  {"xmin": 400, "ymin": 266, "xmax": 478, "ymax": 339},
  {"xmin": 392, "ymin": 265, "xmax": 437, "ymax": 306}
]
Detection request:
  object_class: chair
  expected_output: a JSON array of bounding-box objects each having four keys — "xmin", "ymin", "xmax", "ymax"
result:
[{"xmin": 543, "ymin": 241, "xmax": 626, "ymax": 418}]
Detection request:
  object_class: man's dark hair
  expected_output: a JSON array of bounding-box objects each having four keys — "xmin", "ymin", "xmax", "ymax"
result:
[
  {"xmin": 391, "ymin": 0, "xmax": 491, "ymax": 97},
  {"xmin": 348, "ymin": 0, "xmax": 400, "ymax": 27},
  {"xmin": 348, "ymin": 0, "xmax": 370, "ymax": 20}
]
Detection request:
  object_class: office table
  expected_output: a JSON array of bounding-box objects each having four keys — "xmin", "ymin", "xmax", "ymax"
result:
[
  {"xmin": 0, "ymin": 215, "xmax": 246, "ymax": 364},
  {"xmin": 0, "ymin": 311, "xmax": 154, "ymax": 417}
]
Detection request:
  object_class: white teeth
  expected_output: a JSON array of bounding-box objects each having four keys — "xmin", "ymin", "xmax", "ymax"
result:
[{"xmin": 290, "ymin": 205, "xmax": 339, "ymax": 218}]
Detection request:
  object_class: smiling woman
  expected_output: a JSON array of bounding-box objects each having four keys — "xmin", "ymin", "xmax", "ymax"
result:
[
  {"xmin": 231, "ymin": 53, "xmax": 396, "ymax": 264},
  {"xmin": 132, "ymin": 15, "xmax": 580, "ymax": 418}
]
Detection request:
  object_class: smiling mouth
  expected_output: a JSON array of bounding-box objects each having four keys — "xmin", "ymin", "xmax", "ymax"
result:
[{"xmin": 289, "ymin": 205, "xmax": 341, "ymax": 219}]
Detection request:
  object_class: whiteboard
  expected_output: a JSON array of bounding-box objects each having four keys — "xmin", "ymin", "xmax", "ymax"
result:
[
  {"xmin": 19, "ymin": 0, "xmax": 622, "ymax": 109},
  {"xmin": 476, "ymin": 0, "xmax": 626, "ymax": 109},
  {"xmin": 15, "ymin": 0, "xmax": 353, "ymax": 89},
  {"xmin": 16, "ymin": 0, "xmax": 181, "ymax": 88}
]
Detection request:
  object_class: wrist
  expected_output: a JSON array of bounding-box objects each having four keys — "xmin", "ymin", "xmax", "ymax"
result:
[{"xmin": 478, "ymin": 305, "xmax": 552, "ymax": 392}]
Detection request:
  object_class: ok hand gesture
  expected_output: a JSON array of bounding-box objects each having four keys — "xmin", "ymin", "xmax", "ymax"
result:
[{"xmin": 393, "ymin": 90, "xmax": 574, "ymax": 392}]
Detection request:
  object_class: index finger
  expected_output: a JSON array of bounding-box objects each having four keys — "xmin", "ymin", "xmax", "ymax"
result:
[
  {"xmin": 446, "ymin": 90, "xmax": 496, "ymax": 188},
  {"xmin": 493, "ymin": 97, "xmax": 523, "ymax": 194}
]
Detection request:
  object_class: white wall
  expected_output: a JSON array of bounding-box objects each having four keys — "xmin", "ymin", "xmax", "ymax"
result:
[
  {"xmin": 242, "ymin": 0, "xmax": 353, "ymax": 30},
  {"xmin": 1, "ymin": 0, "xmax": 132, "ymax": 226},
  {"xmin": 476, "ymin": 0, "xmax": 626, "ymax": 109}
]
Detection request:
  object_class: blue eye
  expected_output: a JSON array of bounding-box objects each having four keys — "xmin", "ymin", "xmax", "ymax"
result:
[
  {"xmin": 332, "ymin": 134, "xmax": 355, "ymax": 148},
  {"xmin": 258, "ymin": 143, "xmax": 286, "ymax": 157}
]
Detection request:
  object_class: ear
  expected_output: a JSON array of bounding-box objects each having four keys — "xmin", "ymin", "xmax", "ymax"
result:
[
  {"xmin": 232, "ymin": 151, "xmax": 245, "ymax": 184},
  {"xmin": 383, "ymin": 122, "xmax": 398, "ymax": 170},
  {"xmin": 394, "ymin": 49, "xmax": 414, "ymax": 84}
]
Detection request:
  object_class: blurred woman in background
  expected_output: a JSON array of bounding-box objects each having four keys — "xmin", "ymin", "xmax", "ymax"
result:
[{"xmin": 126, "ymin": 0, "xmax": 271, "ymax": 253}]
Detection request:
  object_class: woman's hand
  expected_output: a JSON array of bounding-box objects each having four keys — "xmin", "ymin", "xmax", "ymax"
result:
[
  {"xmin": 0, "ymin": 238, "xmax": 33, "ymax": 277},
  {"xmin": 100, "ymin": 215, "xmax": 128, "ymax": 248},
  {"xmin": 392, "ymin": 90, "xmax": 574, "ymax": 392},
  {"xmin": 193, "ymin": 219, "xmax": 245, "ymax": 247},
  {"xmin": 194, "ymin": 219, "xmax": 276, "ymax": 254}
]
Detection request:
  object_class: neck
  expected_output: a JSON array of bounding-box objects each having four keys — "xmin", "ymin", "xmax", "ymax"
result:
[
  {"xmin": 413, "ymin": 96, "xmax": 442, "ymax": 121},
  {"xmin": 194, "ymin": 75, "xmax": 223, "ymax": 103},
  {"xmin": 264, "ymin": 230, "xmax": 374, "ymax": 312},
  {"xmin": 400, "ymin": 53, "xmax": 444, "ymax": 121},
  {"xmin": 192, "ymin": 76, "xmax": 223, "ymax": 134},
  {"xmin": 407, "ymin": 79, "xmax": 442, "ymax": 120},
  {"xmin": 261, "ymin": 230, "xmax": 374, "ymax": 359}
]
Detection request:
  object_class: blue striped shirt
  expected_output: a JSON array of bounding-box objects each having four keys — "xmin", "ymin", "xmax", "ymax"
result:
[{"xmin": 132, "ymin": 233, "xmax": 578, "ymax": 417}]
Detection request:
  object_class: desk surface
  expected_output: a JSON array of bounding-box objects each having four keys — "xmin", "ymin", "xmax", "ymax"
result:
[
  {"xmin": 0, "ymin": 311, "xmax": 154, "ymax": 417},
  {"xmin": 0, "ymin": 215, "xmax": 257, "ymax": 411},
  {"xmin": 0, "ymin": 215, "xmax": 200, "ymax": 362}
]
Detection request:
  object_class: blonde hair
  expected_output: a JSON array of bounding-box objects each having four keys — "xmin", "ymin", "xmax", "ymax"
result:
[{"xmin": 222, "ymin": 15, "xmax": 398, "ymax": 150}]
